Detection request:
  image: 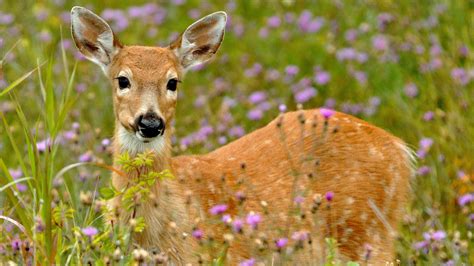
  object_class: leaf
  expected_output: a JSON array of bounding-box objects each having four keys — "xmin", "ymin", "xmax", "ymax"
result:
[
  {"xmin": 0, "ymin": 64, "xmax": 44, "ymax": 97},
  {"xmin": 100, "ymin": 187, "xmax": 116, "ymax": 200},
  {"xmin": 158, "ymin": 169, "xmax": 175, "ymax": 180},
  {"xmin": 133, "ymin": 217, "xmax": 146, "ymax": 233},
  {"xmin": 346, "ymin": 262, "xmax": 360, "ymax": 266}
]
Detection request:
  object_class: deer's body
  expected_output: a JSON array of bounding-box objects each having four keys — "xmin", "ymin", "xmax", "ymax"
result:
[
  {"xmin": 111, "ymin": 109, "xmax": 413, "ymax": 264},
  {"xmin": 71, "ymin": 6, "xmax": 414, "ymax": 265}
]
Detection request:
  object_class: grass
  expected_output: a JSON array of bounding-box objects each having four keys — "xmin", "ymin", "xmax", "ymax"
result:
[{"xmin": 0, "ymin": 0, "xmax": 473, "ymax": 264}]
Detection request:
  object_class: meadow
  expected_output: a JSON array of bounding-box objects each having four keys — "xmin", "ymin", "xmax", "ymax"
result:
[{"xmin": 0, "ymin": 0, "xmax": 473, "ymax": 265}]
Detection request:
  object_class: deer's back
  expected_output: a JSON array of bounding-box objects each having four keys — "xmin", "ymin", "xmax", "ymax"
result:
[{"xmin": 172, "ymin": 109, "xmax": 413, "ymax": 263}]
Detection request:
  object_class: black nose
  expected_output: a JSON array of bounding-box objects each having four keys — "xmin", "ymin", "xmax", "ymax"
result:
[{"xmin": 136, "ymin": 112, "xmax": 165, "ymax": 138}]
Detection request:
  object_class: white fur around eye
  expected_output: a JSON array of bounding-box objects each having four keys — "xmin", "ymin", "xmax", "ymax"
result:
[
  {"xmin": 166, "ymin": 88, "xmax": 177, "ymax": 98},
  {"xmin": 116, "ymin": 69, "xmax": 133, "ymax": 95}
]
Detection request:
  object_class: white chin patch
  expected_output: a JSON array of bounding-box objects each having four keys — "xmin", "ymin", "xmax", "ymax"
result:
[{"xmin": 118, "ymin": 125, "xmax": 165, "ymax": 155}]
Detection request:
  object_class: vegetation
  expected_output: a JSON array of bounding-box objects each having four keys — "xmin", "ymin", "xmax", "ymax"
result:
[{"xmin": 0, "ymin": 0, "xmax": 473, "ymax": 264}]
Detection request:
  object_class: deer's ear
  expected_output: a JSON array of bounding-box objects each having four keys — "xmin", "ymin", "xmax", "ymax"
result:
[
  {"xmin": 170, "ymin": 11, "xmax": 227, "ymax": 70},
  {"xmin": 71, "ymin": 6, "xmax": 122, "ymax": 70}
]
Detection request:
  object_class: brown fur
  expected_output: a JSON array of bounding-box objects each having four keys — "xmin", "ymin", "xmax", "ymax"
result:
[{"xmin": 71, "ymin": 7, "xmax": 413, "ymax": 265}]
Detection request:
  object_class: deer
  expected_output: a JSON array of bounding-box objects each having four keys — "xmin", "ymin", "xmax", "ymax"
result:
[{"xmin": 71, "ymin": 6, "xmax": 414, "ymax": 265}]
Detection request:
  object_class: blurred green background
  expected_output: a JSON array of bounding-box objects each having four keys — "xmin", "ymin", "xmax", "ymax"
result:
[{"xmin": 1, "ymin": 0, "xmax": 473, "ymax": 264}]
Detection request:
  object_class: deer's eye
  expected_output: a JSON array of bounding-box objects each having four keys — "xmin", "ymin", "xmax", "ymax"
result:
[
  {"xmin": 167, "ymin": 78, "xmax": 178, "ymax": 92},
  {"xmin": 117, "ymin": 76, "xmax": 130, "ymax": 89}
]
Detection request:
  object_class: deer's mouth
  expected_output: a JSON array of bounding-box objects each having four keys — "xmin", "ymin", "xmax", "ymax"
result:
[
  {"xmin": 135, "ymin": 131, "xmax": 159, "ymax": 143},
  {"xmin": 120, "ymin": 122, "xmax": 162, "ymax": 144}
]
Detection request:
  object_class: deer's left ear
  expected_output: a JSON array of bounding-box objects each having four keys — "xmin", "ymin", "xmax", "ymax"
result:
[{"xmin": 170, "ymin": 11, "xmax": 227, "ymax": 70}]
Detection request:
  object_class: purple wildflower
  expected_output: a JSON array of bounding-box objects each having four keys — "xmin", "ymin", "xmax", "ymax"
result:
[
  {"xmin": 320, "ymin": 108, "xmax": 335, "ymax": 119},
  {"xmin": 404, "ymin": 83, "xmax": 418, "ymax": 98},
  {"xmin": 244, "ymin": 63, "xmax": 263, "ymax": 78},
  {"xmin": 36, "ymin": 138, "xmax": 52, "ymax": 152},
  {"xmin": 413, "ymin": 240, "xmax": 428, "ymax": 250},
  {"xmin": 325, "ymin": 191, "xmax": 334, "ymax": 202},
  {"xmin": 336, "ymin": 48, "xmax": 358, "ymax": 61},
  {"xmin": 459, "ymin": 45, "xmax": 469, "ymax": 57},
  {"xmin": 314, "ymin": 71, "xmax": 330, "ymax": 85},
  {"xmin": 291, "ymin": 230, "xmax": 309, "ymax": 241},
  {"xmin": 458, "ymin": 194, "xmax": 474, "ymax": 206},
  {"xmin": 267, "ymin": 16, "xmax": 281, "ymax": 28},
  {"xmin": 228, "ymin": 126, "xmax": 245, "ymax": 138},
  {"xmin": 353, "ymin": 71, "xmax": 367, "ymax": 84},
  {"xmin": 294, "ymin": 196, "xmax": 304, "ymax": 204},
  {"xmin": 246, "ymin": 212, "xmax": 261, "ymax": 229},
  {"xmin": 423, "ymin": 111, "xmax": 434, "ymax": 121},
  {"xmin": 295, "ymin": 87, "xmax": 317, "ymax": 103},
  {"xmin": 8, "ymin": 169, "xmax": 22, "ymax": 179},
  {"xmin": 192, "ymin": 229, "xmax": 203, "ymax": 240},
  {"xmin": 63, "ymin": 130, "xmax": 76, "ymax": 141},
  {"xmin": 0, "ymin": 12, "xmax": 14, "ymax": 25},
  {"xmin": 324, "ymin": 98, "xmax": 336, "ymax": 109},
  {"xmin": 345, "ymin": 29, "xmax": 358, "ymax": 42},
  {"xmin": 218, "ymin": 136, "xmax": 227, "ymax": 145},
  {"xmin": 247, "ymin": 108, "xmax": 263, "ymax": 121},
  {"xmin": 419, "ymin": 138, "xmax": 434, "ymax": 151},
  {"xmin": 298, "ymin": 10, "xmax": 312, "ymax": 31},
  {"xmin": 232, "ymin": 219, "xmax": 244, "ymax": 233},
  {"xmin": 279, "ymin": 104, "xmax": 287, "ymax": 113},
  {"xmin": 451, "ymin": 68, "xmax": 470, "ymax": 85},
  {"xmin": 239, "ymin": 258, "xmax": 255, "ymax": 266},
  {"xmin": 79, "ymin": 151, "xmax": 93, "ymax": 163},
  {"xmin": 35, "ymin": 217, "xmax": 45, "ymax": 232},
  {"xmin": 258, "ymin": 27, "xmax": 269, "ymax": 38},
  {"xmin": 209, "ymin": 204, "xmax": 228, "ymax": 215},
  {"xmin": 285, "ymin": 65, "xmax": 299, "ymax": 76},
  {"xmin": 222, "ymin": 214, "xmax": 232, "ymax": 224},
  {"xmin": 372, "ymin": 35, "xmax": 389, "ymax": 51},
  {"xmin": 82, "ymin": 226, "xmax": 98, "ymax": 237},
  {"xmin": 248, "ymin": 91, "xmax": 267, "ymax": 104},
  {"xmin": 306, "ymin": 18, "xmax": 324, "ymax": 33},
  {"xmin": 11, "ymin": 238, "xmax": 21, "ymax": 251},
  {"xmin": 258, "ymin": 101, "xmax": 271, "ymax": 111},
  {"xmin": 266, "ymin": 69, "xmax": 280, "ymax": 81},
  {"xmin": 431, "ymin": 230, "xmax": 446, "ymax": 241},
  {"xmin": 101, "ymin": 138, "xmax": 111, "ymax": 147},
  {"xmin": 417, "ymin": 166, "xmax": 431, "ymax": 176},
  {"xmin": 275, "ymin": 238, "xmax": 288, "ymax": 249}
]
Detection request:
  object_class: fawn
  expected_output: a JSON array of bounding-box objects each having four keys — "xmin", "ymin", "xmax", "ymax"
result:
[{"xmin": 71, "ymin": 6, "xmax": 414, "ymax": 265}]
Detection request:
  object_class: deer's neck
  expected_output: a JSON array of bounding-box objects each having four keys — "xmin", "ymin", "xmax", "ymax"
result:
[
  {"xmin": 111, "ymin": 123, "xmax": 175, "ymax": 201},
  {"xmin": 111, "ymin": 124, "xmax": 194, "ymax": 261}
]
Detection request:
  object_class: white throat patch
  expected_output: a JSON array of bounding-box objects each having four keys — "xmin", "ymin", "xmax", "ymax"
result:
[{"xmin": 118, "ymin": 125, "xmax": 166, "ymax": 155}]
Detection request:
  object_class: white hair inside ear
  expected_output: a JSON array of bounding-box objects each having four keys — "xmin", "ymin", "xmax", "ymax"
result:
[
  {"xmin": 171, "ymin": 11, "xmax": 227, "ymax": 71},
  {"xmin": 70, "ymin": 6, "xmax": 121, "ymax": 73}
]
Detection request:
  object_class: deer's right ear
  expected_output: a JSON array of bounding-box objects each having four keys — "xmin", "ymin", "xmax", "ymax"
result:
[{"xmin": 71, "ymin": 6, "xmax": 121, "ymax": 70}]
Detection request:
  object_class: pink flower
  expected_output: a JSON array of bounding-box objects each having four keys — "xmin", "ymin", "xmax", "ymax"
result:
[
  {"xmin": 232, "ymin": 219, "xmax": 244, "ymax": 233},
  {"xmin": 320, "ymin": 108, "xmax": 335, "ymax": 119},
  {"xmin": 192, "ymin": 229, "xmax": 203, "ymax": 240},
  {"xmin": 372, "ymin": 35, "xmax": 389, "ymax": 51},
  {"xmin": 82, "ymin": 226, "xmax": 98, "ymax": 237},
  {"xmin": 285, "ymin": 65, "xmax": 299, "ymax": 76},
  {"xmin": 314, "ymin": 71, "xmax": 330, "ymax": 85},
  {"xmin": 246, "ymin": 212, "xmax": 261, "ymax": 229},
  {"xmin": 209, "ymin": 204, "xmax": 228, "ymax": 215},
  {"xmin": 325, "ymin": 191, "xmax": 334, "ymax": 201},
  {"xmin": 291, "ymin": 230, "xmax": 309, "ymax": 241},
  {"xmin": 239, "ymin": 258, "xmax": 255, "ymax": 266},
  {"xmin": 458, "ymin": 194, "xmax": 474, "ymax": 206},
  {"xmin": 275, "ymin": 238, "xmax": 288, "ymax": 249},
  {"xmin": 279, "ymin": 104, "xmax": 287, "ymax": 113},
  {"xmin": 404, "ymin": 83, "xmax": 418, "ymax": 98}
]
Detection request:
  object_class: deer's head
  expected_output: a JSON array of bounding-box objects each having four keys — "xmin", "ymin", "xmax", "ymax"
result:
[{"xmin": 71, "ymin": 6, "xmax": 226, "ymax": 153}]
